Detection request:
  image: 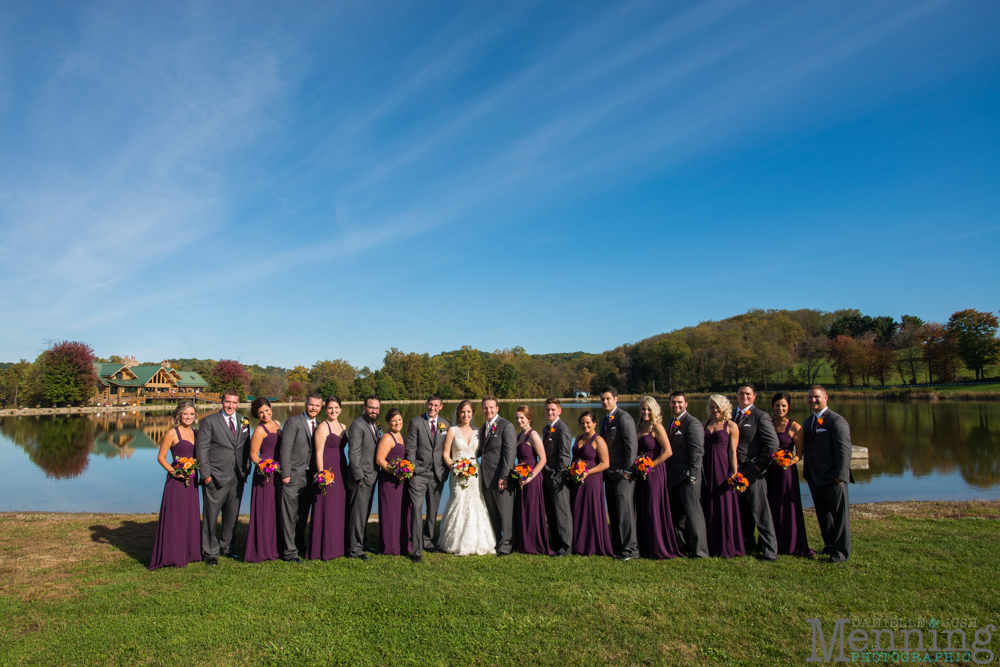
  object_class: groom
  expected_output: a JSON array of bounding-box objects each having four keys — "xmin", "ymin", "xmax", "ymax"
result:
[
  {"xmin": 477, "ymin": 395, "xmax": 517, "ymax": 556},
  {"xmin": 405, "ymin": 393, "xmax": 450, "ymax": 561}
]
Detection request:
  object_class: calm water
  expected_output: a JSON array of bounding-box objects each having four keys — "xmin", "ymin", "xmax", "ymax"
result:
[{"xmin": 1, "ymin": 400, "xmax": 998, "ymax": 513}]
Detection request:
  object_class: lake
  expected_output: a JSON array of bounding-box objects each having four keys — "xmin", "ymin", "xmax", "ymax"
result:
[{"xmin": 1, "ymin": 399, "xmax": 998, "ymax": 513}]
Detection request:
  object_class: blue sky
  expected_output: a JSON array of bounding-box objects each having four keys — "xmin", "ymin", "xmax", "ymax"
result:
[{"xmin": 1, "ymin": 0, "xmax": 998, "ymax": 369}]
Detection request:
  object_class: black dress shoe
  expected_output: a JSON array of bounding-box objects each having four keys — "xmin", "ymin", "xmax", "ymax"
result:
[
  {"xmin": 615, "ymin": 554, "xmax": 637, "ymax": 561},
  {"xmin": 222, "ymin": 553, "xmax": 242, "ymax": 561},
  {"xmin": 282, "ymin": 557, "xmax": 304, "ymax": 564},
  {"xmin": 496, "ymin": 551, "xmax": 511, "ymax": 557},
  {"xmin": 364, "ymin": 546, "xmax": 377, "ymax": 553},
  {"xmin": 204, "ymin": 556, "xmax": 218, "ymax": 566},
  {"xmin": 352, "ymin": 553, "xmax": 370, "ymax": 561},
  {"xmin": 423, "ymin": 546, "xmax": 439, "ymax": 554},
  {"xmin": 410, "ymin": 554, "xmax": 422, "ymax": 563},
  {"xmin": 551, "ymin": 552, "xmax": 568, "ymax": 558}
]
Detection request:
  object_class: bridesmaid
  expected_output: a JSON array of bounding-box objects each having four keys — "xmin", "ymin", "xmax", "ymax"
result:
[
  {"xmin": 633, "ymin": 396, "xmax": 682, "ymax": 559},
  {"xmin": 149, "ymin": 401, "xmax": 201, "ymax": 570},
  {"xmin": 701, "ymin": 395, "xmax": 745, "ymax": 558},
  {"xmin": 570, "ymin": 411, "xmax": 614, "ymax": 556},
  {"xmin": 767, "ymin": 392, "xmax": 815, "ymax": 556},
  {"xmin": 512, "ymin": 405, "xmax": 552, "ymax": 555},
  {"xmin": 375, "ymin": 408, "xmax": 411, "ymax": 555},
  {"xmin": 246, "ymin": 397, "xmax": 282, "ymax": 563},
  {"xmin": 309, "ymin": 396, "xmax": 349, "ymax": 560}
]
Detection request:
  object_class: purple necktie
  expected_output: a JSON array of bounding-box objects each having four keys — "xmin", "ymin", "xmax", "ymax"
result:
[
  {"xmin": 429, "ymin": 420, "xmax": 435, "ymax": 437},
  {"xmin": 229, "ymin": 417, "xmax": 236, "ymax": 435},
  {"xmin": 309, "ymin": 420, "xmax": 315, "ymax": 436}
]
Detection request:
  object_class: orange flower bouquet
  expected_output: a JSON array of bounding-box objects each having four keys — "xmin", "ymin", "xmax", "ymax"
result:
[
  {"xmin": 727, "ymin": 472, "xmax": 749, "ymax": 494},
  {"xmin": 171, "ymin": 457, "xmax": 198, "ymax": 487},
  {"xmin": 452, "ymin": 458, "xmax": 478, "ymax": 487},
  {"xmin": 568, "ymin": 460, "xmax": 588, "ymax": 484},
  {"xmin": 770, "ymin": 449, "xmax": 794, "ymax": 470},
  {"xmin": 510, "ymin": 463, "xmax": 533, "ymax": 486},
  {"xmin": 256, "ymin": 458, "xmax": 282, "ymax": 483},
  {"xmin": 315, "ymin": 470, "xmax": 336, "ymax": 495},
  {"xmin": 633, "ymin": 455, "xmax": 654, "ymax": 481},
  {"xmin": 390, "ymin": 457, "xmax": 414, "ymax": 480}
]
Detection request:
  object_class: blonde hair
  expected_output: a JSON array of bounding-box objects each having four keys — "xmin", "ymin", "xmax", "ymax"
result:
[
  {"xmin": 639, "ymin": 396, "xmax": 663, "ymax": 425},
  {"xmin": 707, "ymin": 394, "xmax": 733, "ymax": 421}
]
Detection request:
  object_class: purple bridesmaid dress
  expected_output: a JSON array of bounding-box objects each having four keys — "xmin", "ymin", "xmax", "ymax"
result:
[
  {"xmin": 766, "ymin": 421, "xmax": 815, "ymax": 556},
  {"xmin": 246, "ymin": 425, "xmax": 281, "ymax": 563},
  {"xmin": 634, "ymin": 434, "xmax": 682, "ymax": 559},
  {"xmin": 513, "ymin": 430, "xmax": 553, "ymax": 555},
  {"xmin": 570, "ymin": 434, "xmax": 614, "ymax": 556},
  {"xmin": 378, "ymin": 434, "xmax": 412, "ymax": 555},
  {"xmin": 309, "ymin": 426, "xmax": 349, "ymax": 560},
  {"xmin": 149, "ymin": 428, "xmax": 202, "ymax": 570},
  {"xmin": 701, "ymin": 423, "xmax": 745, "ymax": 558}
]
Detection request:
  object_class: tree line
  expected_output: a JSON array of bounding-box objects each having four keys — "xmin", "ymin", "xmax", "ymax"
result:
[{"xmin": 2, "ymin": 308, "xmax": 998, "ymax": 407}]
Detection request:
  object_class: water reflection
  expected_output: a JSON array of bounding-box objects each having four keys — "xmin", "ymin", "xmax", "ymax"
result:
[{"xmin": 1, "ymin": 400, "xmax": 999, "ymax": 512}]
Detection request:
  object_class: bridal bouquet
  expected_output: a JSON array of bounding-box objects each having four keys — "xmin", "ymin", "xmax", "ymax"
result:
[
  {"xmin": 510, "ymin": 463, "xmax": 532, "ymax": 486},
  {"xmin": 390, "ymin": 457, "xmax": 414, "ymax": 480},
  {"xmin": 770, "ymin": 449, "xmax": 794, "ymax": 470},
  {"xmin": 727, "ymin": 472, "xmax": 749, "ymax": 494},
  {"xmin": 632, "ymin": 455, "xmax": 654, "ymax": 481},
  {"xmin": 452, "ymin": 458, "xmax": 477, "ymax": 487},
  {"xmin": 256, "ymin": 458, "xmax": 282, "ymax": 482},
  {"xmin": 315, "ymin": 470, "xmax": 336, "ymax": 495},
  {"xmin": 568, "ymin": 460, "xmax": 588, "ymax": 484},
  {"xmin": 171, "ymin": 457, "xmax": 198, "ymax": 487}
]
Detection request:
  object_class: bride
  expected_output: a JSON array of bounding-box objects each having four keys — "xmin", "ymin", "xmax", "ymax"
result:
[{"xmin": 438, "ymin": 400, "xmax": 497, "ymax": 555}]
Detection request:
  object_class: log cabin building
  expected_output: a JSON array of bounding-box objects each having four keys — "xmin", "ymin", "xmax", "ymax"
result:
[{"xmin": 94, "ymin": 357, "xmax": 214, "ymax": 404}]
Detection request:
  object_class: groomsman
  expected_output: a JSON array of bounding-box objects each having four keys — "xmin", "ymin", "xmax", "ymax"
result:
[
  {"xmin": 665, "ymin": 391, "xmax": 708, "ymax": 558},
  {"xmin": 477, "ymin": 395, "xmax": 517, "ymax": 556},
  {"xmin": 599, "ymin": 386, "xmax": 639, "ymax": 560},
  {"xmin": 278, "ymin": 393, "xmax": 323, "ymax": 563},
  {"xmin": 733, "ymin": 384, "xmax": 780, "ymax": 561},
  {"xmin": 803, "ymin": 385, "xmax": 854, "ymax": 563},
  {"xmin": 542, "ymin": 397, "xmax": 573, "ymax": 556},
  {"xmin": 347, "ymin": 395, "xmax": 381, "ymax": 560},
  {"xmin": 196, "ymin": 389, "xmax": 251, "ymax": 564},
  {"xmin": 405, "ymin": 393, "xmax": 450, "ymax": 561}
]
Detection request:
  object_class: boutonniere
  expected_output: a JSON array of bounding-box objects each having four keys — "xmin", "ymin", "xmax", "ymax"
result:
[
  {"xmin": 438, "ymin": 422, "xmax": 447, "ymax": 432},
  {"xmin": 816, "ymin": 417, "xmax": 824, "ymax": 426},
  {"xmin": 672, "ymin": 419, "xmax": 681, "ymax": 429},
  {"xmin": 490, "ymin": 423, "xmax": 498, "ymax": 436},
  {"xmin": 608, "ymin": 415, "xmax": 616, "ymax": 425},
  {"xmin": 548, "ymin": 426, "xmax": 556, "ymax": 434},
  {"xmin": 241, "ymin": 418, "xmax": 250, "ymax": 427}
]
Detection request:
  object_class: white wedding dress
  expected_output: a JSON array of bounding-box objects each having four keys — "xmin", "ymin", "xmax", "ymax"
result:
[{"xmin": 437, "ymin": 427, "xmax": 497, "ymax": 555}]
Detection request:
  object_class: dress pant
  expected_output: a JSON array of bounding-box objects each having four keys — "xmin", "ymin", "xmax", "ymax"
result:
[
  {"xmin": 279, "ymin": 475, "xmax": 312, "ymax": 560},
  {"xmin": 542, "ymin": 470, "xmax": 573, "ymax": 555},
  {"xmin": 604, "ymin": 473, "xmax": 638, "ymax": 558},
  {"xmin": 808, "ymin": 480, "xmax": 851, "ymax": 562},
  {"xmin": 201, "ymin": 475, "xmax": 243, "ymax": 557},
  {"xmin": 669, "ymin": 479, "xmax": 709, "ymax": 558},
  {"xmin": 408, "ymin": 472, "xmax": 446, "ymax": 556},
  {"xmin": 482, "ymin": 484, "xmax": 515, "ymax": 554},
  {"xmin": 347, "ymin": 479, "xmax": 376, "ymax": 557},
  {"xmin": 738, "ymin": 466, "xmax": 778, "ymax": 560}
]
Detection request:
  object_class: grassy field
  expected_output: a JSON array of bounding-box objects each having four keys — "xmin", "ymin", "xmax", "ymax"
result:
[{"xmin": 1, "ymin": 502, "xmax": 998, "ymax": 666}]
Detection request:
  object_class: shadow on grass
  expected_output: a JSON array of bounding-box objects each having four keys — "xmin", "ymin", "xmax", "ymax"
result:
[{"xmin": 89, "ymin": 519, "xmax": 158, "ymax": 564}]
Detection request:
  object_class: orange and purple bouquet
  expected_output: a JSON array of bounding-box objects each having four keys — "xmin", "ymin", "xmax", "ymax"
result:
[
  {"xmin": 256, "ymin": 458, "xmax": 282, "ymax": 482},
  {"xmin": 171, "ymin": 457, "xmax": 198, "ymax": 487},
  {"xmin": 390, "ymin": 457, "xmax": 414, "ymax": 480},
  {"xmin": 633, "ymin": 455, "xmax": 654, "ymax": 481},
  {"xmin": 452, "ymin": 458, "xmax": 477, "ymax": 487},
  {"xmin": 770, "ymin": 449, "xmax": 794, "ymax": 469},
  {"xmin": 510, "ymin": 463, "xmax": 532, "ymax": 485},
  {"xmin": 727, "ymin": 472, "xmax": 749, "ymax": 494},
  {"xmin": 568, "ymin": 460, "xmax": 588, "ymax": 484},
  {"xmin": 315, "ymin": 470, "xmax": 336, "ymax": 495}
]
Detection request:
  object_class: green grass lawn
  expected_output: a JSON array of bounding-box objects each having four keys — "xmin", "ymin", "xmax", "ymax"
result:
[{"xmin": 1, "ymin": 502, "xmax": 998, "ymax": 666}]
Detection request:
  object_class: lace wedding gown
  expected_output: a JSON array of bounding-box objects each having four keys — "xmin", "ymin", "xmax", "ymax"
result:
[{"xmin": 438, "ymin": 427, "xmax": 497, "ymax": 555}]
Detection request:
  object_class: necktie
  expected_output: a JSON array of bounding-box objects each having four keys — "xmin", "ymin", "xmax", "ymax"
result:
[
  {"xmin": 309, "ymin": 420, "xmax": 315, "ymax": 436},
  {"xmin": 811, "ymin": 414, "xmax": 819, "ymax": 436},
  {"xmin": 429, "ymin": 419, "xmax": 436, "ymax": 437},
  {"xmin": 229, "ymin": 417, "xmax": 236, "ymax": 435}
]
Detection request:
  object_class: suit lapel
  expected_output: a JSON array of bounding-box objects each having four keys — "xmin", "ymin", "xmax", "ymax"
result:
[{"xmin": 221, "ymin": 412, "xmax": 236, "ymax": 445}]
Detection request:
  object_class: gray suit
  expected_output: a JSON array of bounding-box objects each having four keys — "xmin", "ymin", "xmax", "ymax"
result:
[
  {"xmin": 278, "ymin": 412, "xmax": 317, "ymax": 559},
  {"xmin": 665, "ymin": 411, "xmax": 708, "ymax": 558},
  {"xmin": 477, "ymin": 417, "xmax": 517, "ymax": 554},
  {"xmin": 542, "ymin": 419, "xmax": 573, "ymax": 555},
  {"xmin": 196, "ymin": 410, "xmax": 251, "ymax": 557},
  {"xmin": 600, "ymin": 407, "xmax": 639, "ymax": 558},
  {"xmin": 405, "ymin": 412, "xmax": 450, "ymax": 556},
  {"xmin": 346, "ymin": 416, "xmax": 380, "ymax": 557},
  {"xmin": 734, "ymin": 405, "xmax": 780, "ymax": 560},
  {"xmin": 803, "ymin": 409, "xmax": 854, "ymax": 562}
]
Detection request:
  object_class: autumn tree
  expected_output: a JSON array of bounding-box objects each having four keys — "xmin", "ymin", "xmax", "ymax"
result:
[
  {"xmin": 211, "ymin": 360, "xmax": 250, "ymax": 400},
  {"xmin": 42, "ymin": 341, "xmax": 98, "ymax": 405},
  {"xmin": 946, "ymin": 309, "xmax": 1000, "ymax": 380}
]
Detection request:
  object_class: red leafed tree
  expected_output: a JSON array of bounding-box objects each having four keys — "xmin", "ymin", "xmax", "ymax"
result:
[
  {"xmin": 211, "ymin": 359, "xmax": 250, "ymax": 400},
  {"xmin": 42, "ymin": 340, "xmax": 98, "ymax": 405}
]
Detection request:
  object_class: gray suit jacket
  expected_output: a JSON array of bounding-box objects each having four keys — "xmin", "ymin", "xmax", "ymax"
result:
[
  {"xmin": 735, "ymin": 405, "xmax": 780, "ymax": 472},
  {"xmin": 542, "ymin": 419, "xmax": 573, "ymax": 480},
  {"xmin": 195, "ymin": 410, "xmax": 251, "ymax": 487},
  {"xmin": 665, "ymin": 411, "xmax": 704, "ymax": 488},
  {"xmin": 405, "ymin": 412, "xmax": 451, "ymax": 482},
  {"xmin": 279, "ymin": 412, "xmax": 316, "ymax": 482},
  {"xmin": 477, "ymin": 417, "xmax": 517, "ymax": 489},
  {"xmin": 348, "ymin": 416, "xmax": 381, "ymax": 486},
  {"xmin": 599, "ymin": 407, "xmax": 638, "ymax": 478},
  {"xmin": 802, "ymin": 410, "xmax": 854, "ymax": 486}
]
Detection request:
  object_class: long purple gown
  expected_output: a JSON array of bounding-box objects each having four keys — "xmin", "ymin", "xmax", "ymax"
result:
[
  {"xmin": 149, "ymin": 428, "xmax": 201, "ymax": 570},
  {"xmin": 766, "ymin": 420, "xmax": 815, "ymax": 556},
  {"xmin": 378, "ymin": 434, "xmax": 411, "ymax": 555},
  {"xmin": 246, "ymin": 425, "xmax": 281, "ymax": 563},
  {"xmin": 634, "ymin": 433, "xmax": 682, "ymax": 559},
  {"xmin": 514, "ymin": 430, "xmax": 553, "ymax": 555},
  {"xmin": 309, "ymin": 426, "xmax": 349, "ymax": 560},
  {"xmin": 701, "ymin": 422, "xmax": 745, "ymax": 558},
  {"xmin": 571, "ymin": 434, "xmax": 614, "ymax": 556}
]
